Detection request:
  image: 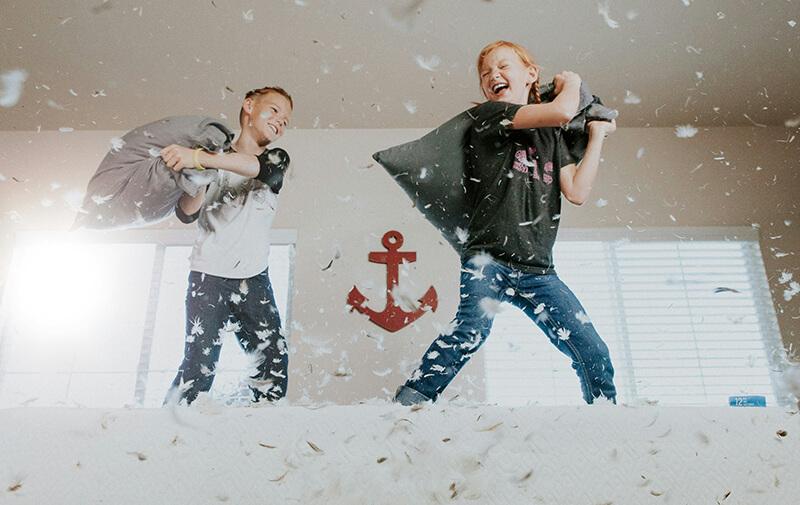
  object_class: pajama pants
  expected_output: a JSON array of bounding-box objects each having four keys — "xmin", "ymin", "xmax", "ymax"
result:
[{"xmin": 165, "ymin": 268, "xmax": 288, "ymax": 405}]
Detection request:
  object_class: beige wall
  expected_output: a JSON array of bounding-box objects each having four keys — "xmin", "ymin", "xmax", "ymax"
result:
[{"xmin": 0, "ymin": 126, "xmax": 798, "ymax": 403}]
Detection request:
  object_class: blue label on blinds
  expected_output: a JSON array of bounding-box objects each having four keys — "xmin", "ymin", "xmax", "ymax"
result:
[{"xmin": 729, "ymin": 395, "xmax": 766, "ymax": 407}]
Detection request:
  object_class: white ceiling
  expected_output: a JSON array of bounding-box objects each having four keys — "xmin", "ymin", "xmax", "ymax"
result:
[{"xmin": 1, "ymin": 0, "xmax": 798, "ymax": 132}]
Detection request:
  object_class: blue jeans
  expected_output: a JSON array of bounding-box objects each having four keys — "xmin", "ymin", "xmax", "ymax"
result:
[
  {"xmin": 165, "ymin": 269, "xmax": 288, "ymax": 405},
  {"xmin": 396, "ymin": 257, "xmax": 616, "ymax": 405}
]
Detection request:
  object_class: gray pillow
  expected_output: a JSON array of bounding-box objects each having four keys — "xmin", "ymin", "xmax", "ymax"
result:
[
  {"xmin": 373, "ymin": 82, "xmax": 616, "ymax": 252},
  {"xmin": 373, "ymin": 107, "xmax": 476, "ymax": 251},
  {"xmin": 73, "ymin": 116, "xmax": 234, "ymax": 230}
]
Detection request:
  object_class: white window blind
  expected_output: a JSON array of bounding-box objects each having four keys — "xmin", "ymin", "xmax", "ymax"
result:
[
  {"xmin": 484, "ymin": 227, "xmax": 786, "ymax": 407},
  {"xmin": 0, "ymin": 230, "xmax": 295, "ymax": 408}
]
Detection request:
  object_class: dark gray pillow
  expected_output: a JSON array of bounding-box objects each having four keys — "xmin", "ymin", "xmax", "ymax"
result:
[
  {"xmin": 373, "ymin": 107, "xmax": 477, "ymax": 251},
  {"xmin": 373, "ymin": 82, "xmax": 616, "ymax": 252},
  {"xmin": 73, "ymin": 116, "xmax": 234, "ymax": 230}
]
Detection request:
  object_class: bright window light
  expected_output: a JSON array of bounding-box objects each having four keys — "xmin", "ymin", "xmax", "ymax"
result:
[
  {"xmin": 0, "ymin": 234, "xmax": 155, "ymax": 406},
  {"xmin": 0, "ymin": 230, "xmax": 295, "ymax": 408}
]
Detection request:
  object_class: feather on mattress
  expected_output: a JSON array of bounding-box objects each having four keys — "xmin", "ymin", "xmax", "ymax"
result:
[{"xmin": 1, "ymin": 403, "xmax": 798, "ymax": 504}]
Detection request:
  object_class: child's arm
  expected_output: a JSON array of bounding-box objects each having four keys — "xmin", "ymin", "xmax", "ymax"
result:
[
  {"xmin": 161, "ymin": 144, "xmax": 260, "ymax": 178},
  {"xmin": 510, "ymin": 71, "xmax": 582, "ymax": 130},
  {"xmin": 176, "ymin": 186, "xmax": 206, "ymax": 223},
  {"xmin": 559, "ymin": 119, "xmax": 616, "ymax": 206}
]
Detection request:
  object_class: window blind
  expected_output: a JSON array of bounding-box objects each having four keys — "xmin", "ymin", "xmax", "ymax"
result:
[{"xmin": 484, "ymin": 227, "xmax": 786, "ymax": 407}]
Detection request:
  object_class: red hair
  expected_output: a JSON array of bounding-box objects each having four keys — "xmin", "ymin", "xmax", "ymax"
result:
[{"xmin": 477, "ymin": 41, "xmax": 541, "ymax": 104}]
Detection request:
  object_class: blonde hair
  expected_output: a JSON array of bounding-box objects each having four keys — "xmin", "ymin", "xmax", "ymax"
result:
[
  {"xmin": 477, "ymin": 41, "xmax": 541, "ymax": 104},
  {"xmin": 239, "ymin": 86, "xmax": 293, "ymax": 127}
]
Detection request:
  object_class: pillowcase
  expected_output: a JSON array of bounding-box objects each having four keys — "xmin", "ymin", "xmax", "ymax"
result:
[
  {"xmin": 73, "ymin": 115, "xmax": 234, "ymax": 230},
  {"xmin": 373, "ymin": 107, "xmax": 477, "ymax": 251}
]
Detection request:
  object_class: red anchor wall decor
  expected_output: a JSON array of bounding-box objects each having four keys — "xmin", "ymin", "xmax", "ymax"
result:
[{"xmin": 347, "ymin": 230, "xmax": 438, "ymax": 332}]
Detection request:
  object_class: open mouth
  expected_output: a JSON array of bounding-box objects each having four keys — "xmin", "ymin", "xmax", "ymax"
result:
[
  {"xmin": 268, "ymin": 124, "xmax": 278, "ymax": 135},
  {"xmin": 492, "ymin": 83, "xmax": 509, "ymax": 95}
]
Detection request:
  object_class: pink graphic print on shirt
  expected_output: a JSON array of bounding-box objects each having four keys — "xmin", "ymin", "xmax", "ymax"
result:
[
  {"xmin": 543, "ymin": 161, "xmax": 553, "ymax": 184},
  {"xmin": 512, "ymin": 147, "xmax": 553, "ymax": 185}
]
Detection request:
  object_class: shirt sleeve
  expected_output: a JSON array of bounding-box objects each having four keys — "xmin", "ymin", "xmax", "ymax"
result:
[
  {"xmin": 255, "ymin": 148, "xmax": 290, "ymax": 194},
  {"xmin": 175, "ymin": 202, "xmax": 200, "ymax": 224}
]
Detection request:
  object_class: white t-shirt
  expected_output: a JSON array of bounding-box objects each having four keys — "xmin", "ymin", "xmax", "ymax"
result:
[{"xmin": 189, "ymin": 170, "xmax": 279, "ymax": 279}]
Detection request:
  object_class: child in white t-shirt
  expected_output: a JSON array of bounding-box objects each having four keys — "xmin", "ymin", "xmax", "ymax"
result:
[{"xmin": 161, "ymin": 86, "xmax": 293, "ymax": 405}]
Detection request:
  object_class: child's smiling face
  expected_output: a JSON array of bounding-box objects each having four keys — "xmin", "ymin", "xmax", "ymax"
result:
[
  {"xmin": 248, "ymin": 92, "xmax": 292, "ymax": 144},
  {"xmin": 479, "ymin": 46, "xmax": 537, "ymax": 105}
]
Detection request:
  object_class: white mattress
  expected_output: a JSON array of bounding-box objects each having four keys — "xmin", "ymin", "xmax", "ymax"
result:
[{"xmin": 1, "ymin": 401, "xmax": 799, "ymax": 504}]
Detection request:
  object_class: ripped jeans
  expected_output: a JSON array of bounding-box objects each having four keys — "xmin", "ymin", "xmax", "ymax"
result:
[
  {"xmin": 165, "ymin": 269, "xmax": 288, "ymax": 405},
  {"xmin": 396, "ymin": 257, "xmax": 616, "ymax": 405}
]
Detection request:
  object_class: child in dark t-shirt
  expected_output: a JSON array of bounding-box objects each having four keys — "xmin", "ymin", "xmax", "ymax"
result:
[
  {"xmin": 395, "ymin": 41, "xmax": 617, "ymax": 405},
  {"xmin": 465, "ymin": 100, "xmax": 574, "ymax": 273}
]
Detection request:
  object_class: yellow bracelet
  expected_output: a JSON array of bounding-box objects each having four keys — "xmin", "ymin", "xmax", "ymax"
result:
[{"xmin": 193, "ymin": 148, "xmax": 206, "ymax": 170}]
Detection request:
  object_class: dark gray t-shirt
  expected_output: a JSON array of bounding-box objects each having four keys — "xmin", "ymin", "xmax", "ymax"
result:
[{"xmin": 464, "ymin": 101, "xmax": 575, "ymax": 274}]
